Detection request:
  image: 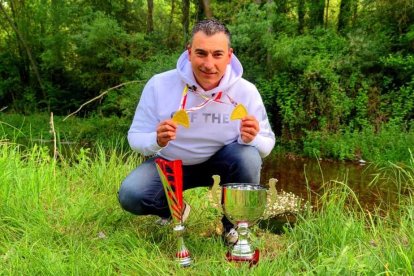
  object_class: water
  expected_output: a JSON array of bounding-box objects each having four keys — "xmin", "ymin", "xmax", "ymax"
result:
[
  {"xmin": 258, "ymin": 154, "xmax": 398, "ymax": 232},
  {"xmin": 261, "ymin": 154, "xmax": 392, "ymax": 209}
]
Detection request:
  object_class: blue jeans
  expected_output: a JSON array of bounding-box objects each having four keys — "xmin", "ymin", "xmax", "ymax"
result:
[{"xmin": 118, "ymin": 142, "xmax": 262, "ymax": 230}]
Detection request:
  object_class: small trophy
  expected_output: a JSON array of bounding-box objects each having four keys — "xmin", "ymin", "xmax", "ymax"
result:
[
  {"xmin": 155, "ymin": 158, "xmax": 192, "ymax": 267},
  {"xmin": 221, "ymin": 183, "xmax": 267, "ymax": 265}
]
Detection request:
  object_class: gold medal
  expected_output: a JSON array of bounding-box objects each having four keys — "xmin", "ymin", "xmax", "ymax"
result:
[
  {"xmin": 230, "ymin": 104, "xmax": 248, "ymax": 120},
  {"xmin": 172, "ymin": 109, "xmax": 190, "ymax": 128}
]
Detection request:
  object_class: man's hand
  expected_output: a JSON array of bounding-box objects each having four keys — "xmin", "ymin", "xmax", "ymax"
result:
[
  {"xmin": 240, "ymin": 115, "xmax": 260, "ymax": 143},
  {"xmin": 156, "ymin": 119, "xmax": 177, "ymax": 147}
]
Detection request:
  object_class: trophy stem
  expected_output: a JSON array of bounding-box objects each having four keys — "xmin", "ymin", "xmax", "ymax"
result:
[
  {"xmin": 173, "ymin": 224, "xmax": 192, "ymax": 267},
  {"xmin": 226, "ymin": 222, "xmax": 260, "ymax": 265}
]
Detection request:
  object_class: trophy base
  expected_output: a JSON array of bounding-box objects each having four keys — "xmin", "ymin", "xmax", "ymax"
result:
[
  {"xmin": 174, "ymin": 225, "xmax": 192, "ymax": 267},
  {"xmin": 176, "ymin": 256, "xmax": 192, "ymax": 267},
  {"xmin": 226, "ymin": 249, "xmax": 260, "ymax": 266},
  {"xmin": 176, "ymin": 248, "xmax": 192, "ymax": 267}
]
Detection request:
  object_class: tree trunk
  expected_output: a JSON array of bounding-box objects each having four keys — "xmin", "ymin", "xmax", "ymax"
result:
[
  {"xmin": 309, "ymin": 0, "xmax": 325, "ymax": 29},
  {"xmin": 182, "ymin": 0, "xmax": 190, "ymax": 48},
  {"xmin": 168, "ymin": 0, "xmax": 175, "ymax": 40},
  {"xmin": 298, "ymin": 0, "xmax": 305, "ymax": 34},
  {"xmin": 325, "ymin": 0, "xmax": 330, "ymax": 28},
  {"xmin": 196, "ymin": 0, "xmax": 212, "ymax": 20},
  {"xmin": 351, "ymin": 0, "xmax": 358, "ymax": 27},
  {"xmin": 277, "ymin": 0, "xmax": 289, "ymax": 14},
  {"xmin": 147, "ymin": 0, "xmax": 154, "ymax": 33},
  {"xmin": 195, "ymin": 0, "xmax": 203, "ymax": 21},
  {"xmin": 201, "ymin": 0, "xmax": 212, "ymax": 18},
  {"xmin": 337, "ymin": 0, "xmax": 352, "ymax": 32}
]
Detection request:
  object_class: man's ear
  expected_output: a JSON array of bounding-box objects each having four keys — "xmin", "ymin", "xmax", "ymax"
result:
[
  {"xmin": 228, "ymin": 48, "xmax": 233, "ymax": 63},
  {"xmin": 187, "ymin": 45, "xmax": 192, "ymax": 60}
]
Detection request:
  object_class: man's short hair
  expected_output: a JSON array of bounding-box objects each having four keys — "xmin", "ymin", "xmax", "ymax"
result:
[{"xmin": 190, "ymin": 19, "xmax": 231, "ymax": 47}]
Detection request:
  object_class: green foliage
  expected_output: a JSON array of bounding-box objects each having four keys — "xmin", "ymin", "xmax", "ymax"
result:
[
  {"xmin": 73, "ymin": 12, "xmax": 148, "ymax": 92},
  {"xmin": 100, "ymin": 52, "xmax": 179, "ymax": 118},
  {"xmin": 227, "ymin": 2, "xmax": 413, "ymax": 160},
  {"xmin": 0, "ymin": 52, "xmax": 22, "ymax": 104},
  {"xmin": 229, "ymin": 3, "xmax": 273, "ymax": 81},
  {"xmin": 0, "ymin": 1, "xmax": 414, "ymax": 162},
  {"xmin": 302, "ymin": 124, "xmax": 414, "ymax": 164},
  {"xmin": 256, "ymin": 30, "xmax": 353, "ymax": 138},
  {"xmin": 0, "ymin": 0, "xmax": 181, "ymax": 115}
]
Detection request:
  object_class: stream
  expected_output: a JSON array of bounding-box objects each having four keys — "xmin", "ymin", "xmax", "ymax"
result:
[{"xmin": 261, "ymin": 154, "xmax": 394, "ymax": 210}]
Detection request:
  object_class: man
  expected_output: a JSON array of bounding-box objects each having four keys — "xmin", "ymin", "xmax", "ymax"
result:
[{"xmin": 118, "ymin": 19, "xmax": 275, "ymax": 245}]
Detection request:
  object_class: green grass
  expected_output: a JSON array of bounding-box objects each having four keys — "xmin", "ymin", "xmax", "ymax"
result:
[
  {"xmin": 1, "ymin": 141, "xmax": 414, "ymax": 274},
  {"xmin": 0, "ymin": 113, "xmax": 130, "ymax": 150}
]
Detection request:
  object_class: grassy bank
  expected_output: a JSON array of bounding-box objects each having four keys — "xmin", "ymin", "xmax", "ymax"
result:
[
  {"xmin": 1, "ymin": 142, "xmax": 414, "ymax": 274},
  {"xmin": 0, "ymin": 113, "xmax": 130, "ymax": 150},
  {"xmin": 302, "ymin": 125, "xmax": 414, "ymax": 164},
  {"xmin": 1, "ymin": 113, "xmax": 413, "ymax": 164}
]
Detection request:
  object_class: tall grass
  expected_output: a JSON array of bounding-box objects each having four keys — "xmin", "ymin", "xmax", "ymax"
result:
[{"xmin": 1, "ymin": 142, "xmax": 414, "ymax": 274}]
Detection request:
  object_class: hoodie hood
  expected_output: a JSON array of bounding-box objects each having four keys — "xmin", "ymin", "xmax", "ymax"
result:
[{"xmin": 176, "ymin": 50, "xmax": 244, "ymax": 95}]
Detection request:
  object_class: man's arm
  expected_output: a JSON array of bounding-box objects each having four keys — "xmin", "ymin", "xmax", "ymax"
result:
[
  {"xmin": 128, "ymin": 77, "xmax": 163, "ymax": 155},
  {"xmin": 237, "ymin": 90, "xmax": 275, "ymax": 158}
]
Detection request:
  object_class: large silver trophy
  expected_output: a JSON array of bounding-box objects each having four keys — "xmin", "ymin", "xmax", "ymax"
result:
[
  {"xmin": 221, "ymin": 183, "xmax": 267, "ymax": 265},
  {"xmin": 155, "ymin": 158, "xmax": 192, "ymax": 267}
]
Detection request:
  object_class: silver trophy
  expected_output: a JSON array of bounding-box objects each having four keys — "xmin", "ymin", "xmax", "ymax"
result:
[{"xmin": 221, "ymin": 183, "xmax": 267, "ymax": 264}]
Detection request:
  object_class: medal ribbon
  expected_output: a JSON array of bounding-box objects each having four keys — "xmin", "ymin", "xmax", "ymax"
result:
[{"xmin": 178, "ymin": 84, "xmax": 238, "ymax": 113}]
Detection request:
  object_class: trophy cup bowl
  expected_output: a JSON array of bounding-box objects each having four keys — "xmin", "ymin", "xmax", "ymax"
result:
[{"xmin": 222, "ymin": 183, "xmax": 267, "ymax": 264}]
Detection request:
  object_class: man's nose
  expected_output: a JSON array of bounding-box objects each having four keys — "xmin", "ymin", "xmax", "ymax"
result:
[{"xmin": 203, "ymin": 55, "xmax": 214, "ymax": 69}]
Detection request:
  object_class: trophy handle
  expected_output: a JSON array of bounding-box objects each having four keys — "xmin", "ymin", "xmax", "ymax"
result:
[{"xmin": 208, "ymin": 175, "xmax": 221, "ymax": 209}]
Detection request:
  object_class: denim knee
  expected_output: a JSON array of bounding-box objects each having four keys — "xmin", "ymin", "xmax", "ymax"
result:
[
  {"xmin": 214, "ymin": 142, "xmax": 262, "ymax": 183},
  {"xmin": 234, "ymin": 145, "xmax": 262, "ymax": 183},
  {"xmin": 118, "ymin": 178, "xmax": 145, "ymax": 215},
  {"xmin": 118, "ymin": 158, "xmax": 170, "ymax": 217}
]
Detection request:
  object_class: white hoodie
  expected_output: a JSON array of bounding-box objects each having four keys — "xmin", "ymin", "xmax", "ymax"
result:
[{"xmin": 128, "ymin": 51, "xmax": 275, "ymax": 165}]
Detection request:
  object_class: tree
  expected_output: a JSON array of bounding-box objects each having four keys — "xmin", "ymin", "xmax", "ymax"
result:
[
  {"xmin": 337, "ymin": 0, "xmax": 352, "ymax": 32},
  {"xmin": 147, "ymin": 0, "xmax": 154, "ymax": 33},
  {"xmin": 309, "ymin": 0, "xmax": 325, "ymax": 29},
  {"xmin": 182, "ymin": 0, "xmax": 190, "ymax": 47},
  {"xmin": 196, "ymin": 0, "xmax": 212, "ymax": 20},
  {"xmin": 351, "ymin": 0, "xmax": 358, "ymax": 26},
  {"xmin": 298, "ymin": 0, "xmax": 305, "ymax": 34},
  {"xmin": 0, "ymin": 0, "xmax": 45, "ymax": 102},
  {"xmin": 324, "ymin": 0, "xmax": 329, "ymax": 28},
  {"xmin": 167, "ymin": 0, "xmax": 176, "ymax": 42}
]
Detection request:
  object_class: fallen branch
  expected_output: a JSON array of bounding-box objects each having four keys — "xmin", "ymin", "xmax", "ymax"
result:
[
  {"xmin": 63, "ymin": 80, "xmax": 143, "ymax": 121},
  {"xmin": 49, "ymin": 112, "xmax": 58, "ymax": 161}
]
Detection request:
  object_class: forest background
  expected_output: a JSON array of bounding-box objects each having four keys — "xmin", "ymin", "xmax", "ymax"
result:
[{"xmin": 1, "ymin": 0, "xmax": 413, "ymax": 164}]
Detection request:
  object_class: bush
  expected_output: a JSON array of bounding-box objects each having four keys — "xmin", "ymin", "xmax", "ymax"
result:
[{"xmin": 302, "ymin": 123, "xmax": 414, "ymax": 164}]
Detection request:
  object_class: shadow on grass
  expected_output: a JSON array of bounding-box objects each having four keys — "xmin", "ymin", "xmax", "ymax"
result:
[{"xmin": 258, "ymin": 214, "xmax": 296, "ymax": 235}]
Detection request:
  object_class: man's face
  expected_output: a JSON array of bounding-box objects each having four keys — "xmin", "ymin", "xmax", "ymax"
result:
[{"xmin": 188, "ymin": 31, "xmax": 233, "ymax": 91}]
